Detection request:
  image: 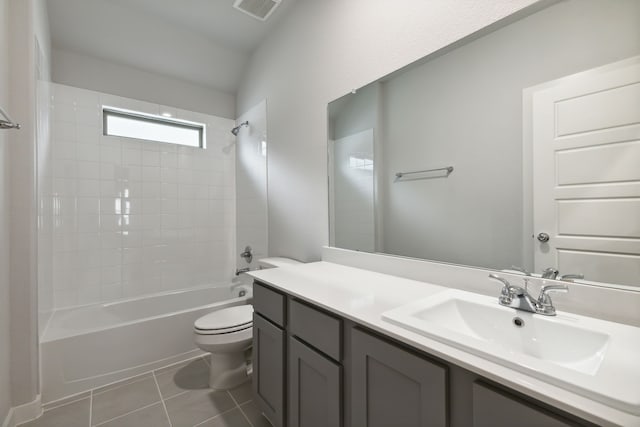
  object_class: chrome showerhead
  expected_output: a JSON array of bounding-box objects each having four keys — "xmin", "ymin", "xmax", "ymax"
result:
[{"xmin": 231, "ymin": 121, "xmax": 249, "ymax": 136}]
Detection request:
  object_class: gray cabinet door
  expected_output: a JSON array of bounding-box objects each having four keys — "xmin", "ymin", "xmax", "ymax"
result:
[
  {"xmin": 351, "ymin": 328, "xmax": 447, "ymax": 427},
  {"xmin": 288, "ymin": 337, "xmax": 342, "ymax": 427},
  {"xmin": 472, "ymin": 382, "xmax": 578, "ymax": 427},
  {"xmin": 253, "ymin": 313, "xmax": 285, "ymax": 427}
]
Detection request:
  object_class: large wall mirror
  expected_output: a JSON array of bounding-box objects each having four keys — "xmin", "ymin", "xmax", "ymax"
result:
[{"xmin": 327, "ymin": 0, "xmax": 640, "ymax": 289}]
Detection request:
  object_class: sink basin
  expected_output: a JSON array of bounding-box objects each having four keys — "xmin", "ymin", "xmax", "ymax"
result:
[{"xmin": 382, "ymin": 289, "xmax": 640, "ymax": 415}]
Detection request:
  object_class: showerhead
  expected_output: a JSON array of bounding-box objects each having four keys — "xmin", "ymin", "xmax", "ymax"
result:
[{"xmin": 231, "ymin": 121, "xmax": 249, "ymax": 136}]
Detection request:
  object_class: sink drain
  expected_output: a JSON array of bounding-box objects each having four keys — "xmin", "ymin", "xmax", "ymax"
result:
[{"xmin": 513, "ymin": 317, "xmax": 525, "ymax": 327}]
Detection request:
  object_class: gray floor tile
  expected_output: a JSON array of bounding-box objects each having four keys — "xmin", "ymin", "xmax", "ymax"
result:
[
  {"xmin": 91, "ymin": 376, "xmax": 161, "ymax": 425},
  {"xmin": 155, "ymin": 358, "xmax": 210, "ymax": 399},
  {"xmin": 196, "ymin": 408, "xmax": 251, "ymax": 427},
  {"xmin": 164, "ymin": 389, "xmax": 236, "ymax": 427},
  {"xmin": 239, "ymin": 401, "xmax": 273, "ymax": 427},
  {"xmin": 95, "ymin": 402, "xmax": 170, "ymax": 427},
  {"xmin": 228, "ymin": 381, "xmax": 253, "ymax": 405},
  {"xmin": 20, "ymin": 397, "xmax": 90, "ymax": 427}
]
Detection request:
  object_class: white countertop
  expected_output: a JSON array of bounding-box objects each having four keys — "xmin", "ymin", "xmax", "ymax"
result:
[{"xmin": 248, "ymin": 261, "xmax": 640, "ymax": 427}]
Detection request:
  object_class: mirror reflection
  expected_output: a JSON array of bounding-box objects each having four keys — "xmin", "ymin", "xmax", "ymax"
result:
[{"xmin": 328, "ymin": 0, "xmax": 640, "ymax": 288}]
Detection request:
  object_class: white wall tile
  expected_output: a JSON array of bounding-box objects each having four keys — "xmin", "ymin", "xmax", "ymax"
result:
[{"xmin": 48, "ymin": 83, "xmax": 236, "ymax": 309}]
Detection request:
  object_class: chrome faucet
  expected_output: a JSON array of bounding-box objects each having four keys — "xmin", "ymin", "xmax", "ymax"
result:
[
  {"xmin": 541, "ymin": 268, "xmax": 583, "ymax": 282},
  {"xmin": 541, "ymin": 267, "xmax": 559, "ymax": 280},
  {"xmin": 489, "ymin": 274, "xmax": 568, "ymax": 316},
  {"xmin": 536, "ymin": 283, "xmax": 569, "ymax": 316},
  {"xmin": 235, "ymin": 267, "xmax": 251, "ymax": 276}
]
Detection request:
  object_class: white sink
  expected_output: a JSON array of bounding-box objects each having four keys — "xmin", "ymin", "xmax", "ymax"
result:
[{"xmin": 382, "ymin": 289, "xmax": 640, "ymax": 415}]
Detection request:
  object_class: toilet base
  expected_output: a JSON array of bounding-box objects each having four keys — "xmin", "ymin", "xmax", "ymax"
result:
[{"xmin": 208, "ymin": 351, "xmax": 251, "ymax": 390}]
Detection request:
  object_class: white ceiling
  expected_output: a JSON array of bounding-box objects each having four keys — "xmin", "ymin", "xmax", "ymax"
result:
[{"xmin": 47, "ymin": 0, "xmax": 297, "ymax": 93}]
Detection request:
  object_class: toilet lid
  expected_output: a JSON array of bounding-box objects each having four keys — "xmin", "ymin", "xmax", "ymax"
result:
[{"xmin": 195, "ymin": 305, "xmax": 253, "ymax": 332}]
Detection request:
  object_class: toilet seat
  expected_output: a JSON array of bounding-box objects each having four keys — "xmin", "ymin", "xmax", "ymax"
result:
[{"xmin": 194, "ymin": 305, "xmax": 254, "ymax": 335}]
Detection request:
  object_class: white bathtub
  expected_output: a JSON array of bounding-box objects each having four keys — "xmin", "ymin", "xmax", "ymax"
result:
[{"xmin": 41, "ymin": 284, "xmax": 252, "ymax": 403}]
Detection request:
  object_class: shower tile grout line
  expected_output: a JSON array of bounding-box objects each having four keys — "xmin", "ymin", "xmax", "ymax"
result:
[{"xmin": 152, "ymin": 371, "xmax": 173, "ymax": 427}]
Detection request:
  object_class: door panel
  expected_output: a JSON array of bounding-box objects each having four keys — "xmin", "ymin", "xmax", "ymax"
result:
[{"xmin": 532, "ymin": 56, "xmax": 640, "ymax": 285}]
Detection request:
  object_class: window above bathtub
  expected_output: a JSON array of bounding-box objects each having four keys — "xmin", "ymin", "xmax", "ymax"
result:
[{"xmin": 102, "ymin": 106, "xmax": 205, "ymax": 148}]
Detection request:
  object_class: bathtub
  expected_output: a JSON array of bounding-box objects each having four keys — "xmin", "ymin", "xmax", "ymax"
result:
[{"xmin": 40, "ymin": 283, "xmax": 252, "ymax": 403}]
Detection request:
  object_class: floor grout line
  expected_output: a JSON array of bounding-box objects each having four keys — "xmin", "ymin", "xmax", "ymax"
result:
[
  {"xmin": 42, "ymin": 394, "xmax": 91, "ymax": 412},
  {"xmin": 162, "ymin": 388, "xmax": 191, "ymax": 403},
  {"xmin": 91, "ymin": 401, "xmax": 160, "ymax": 427},
  {"xmin": 152, "ymin": 371, "xmax": 173, "ymax": 427},
  {"xmin": 191, "ymin": 406, "xmax": 243, "ymax": 427},
  {"xmin": 228, "ymin": 390, "xmax": 254, "ymax": 427},
  {"xmin": 92, "ymin": 373, "xmax": 153, "ymax": 397},
  {"xmin": 237, "ymin": 402, "xmax": 255, "ymax": 427}
]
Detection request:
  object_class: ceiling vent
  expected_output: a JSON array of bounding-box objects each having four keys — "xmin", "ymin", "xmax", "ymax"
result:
[{"xmin": 233, "ymin": 0, "xmax": 281, "ymax": 21}]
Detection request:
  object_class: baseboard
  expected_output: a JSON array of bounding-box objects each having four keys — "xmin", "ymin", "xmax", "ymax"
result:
[
  {"xmin": 3, "ymin": 396, "xmax": 42, "ymax": 427},
  {"xmin": 1, "ymin": 407, "xmax": 14, "ymax": 427}
]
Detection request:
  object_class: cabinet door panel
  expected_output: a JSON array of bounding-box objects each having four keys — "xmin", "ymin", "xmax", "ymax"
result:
[
  {"xmin": 253, "ymin": 313, "xmax": 285, "ymax": 427},
  {"xmin": 472, "ymin": 382, "xmax": 577, "ymax": 427},
  {"xmin": 288, "ymin": 337, "xmax": 341, "ymax": 427},
  {"xmin": 351, "ymin": 328, "xmax": 447, "ymax": 427}
]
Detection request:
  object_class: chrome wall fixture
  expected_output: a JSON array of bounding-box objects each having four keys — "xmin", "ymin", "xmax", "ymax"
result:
[
  {"xmin": 395, "ymin": 166, "xmax": 453, "ymax": 179},
  {"xmin": 0, "ymin": 106, "xmax": 20, "ymax": 130}
]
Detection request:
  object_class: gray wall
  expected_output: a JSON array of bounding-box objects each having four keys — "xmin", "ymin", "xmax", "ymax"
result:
[
  {"xmin": 380, "ymin": 0, "xmax": 640, "ymax": 269},
  {"xmin": 52, "ymin": 49, "xmax": 236, "ymax": 119},
  {"xmin": 236, "ymin": 0, "xmax": 542, "ymax": 261},
  {"xmin": 0, "ymin": 0, "xmax": 12, "ymax": 421}
]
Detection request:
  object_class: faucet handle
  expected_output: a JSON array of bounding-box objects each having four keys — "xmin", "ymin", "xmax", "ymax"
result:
[
  {"xmin": 541, "ymin": 267, "xmax": 559, "ymax": 279},
  {"xmin": 489, "ymin": 274, "xmax": 513, "ymax": 304},
  {"xmin": 537, "ymin": 283, "xmax": 568, "ymax": 315}
]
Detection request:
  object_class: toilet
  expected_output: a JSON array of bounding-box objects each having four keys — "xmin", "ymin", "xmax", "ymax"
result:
[
  {"xmin": 194, "ymin": 257, "xmax": 302, "ymax": 389},
  {"xmin": 194, "ymin": 305, "xmax": 254, "ymax": 389}
]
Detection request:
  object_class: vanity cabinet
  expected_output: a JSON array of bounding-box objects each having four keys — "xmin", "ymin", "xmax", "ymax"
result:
[
  {"xmin": 351, "ymin": 327, "xmax": 447, "ymax": 427},
  {"xmin": 252, "ymin": 280, "xmax": 595, "ymax": 427}
]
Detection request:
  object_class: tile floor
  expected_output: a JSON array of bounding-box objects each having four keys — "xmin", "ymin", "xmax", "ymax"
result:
[{"xmin": 20, "ymin": 357, "xmax": 271, "ymax": 427}]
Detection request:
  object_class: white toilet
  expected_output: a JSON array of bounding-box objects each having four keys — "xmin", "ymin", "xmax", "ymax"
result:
[
  {"xmin": 194, "ymin": 304, "xmax": 254, "ymax": 390},
  {"xmin": 194, "ymin": 257, "xmax": 302, "ymax": 390}
]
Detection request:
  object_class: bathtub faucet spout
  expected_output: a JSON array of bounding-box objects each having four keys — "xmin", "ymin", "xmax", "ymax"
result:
[{"xmin": 235, "ymin": 267, "xmax": 251, "ymax": 276}]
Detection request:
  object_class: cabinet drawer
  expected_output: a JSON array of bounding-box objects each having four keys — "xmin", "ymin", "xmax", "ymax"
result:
[
  {"xmin": 289, "ymin": 299, "xmax": 342, "ymax": 361},
  {"xmin": 472, "ymin": 382, "xmax": 579, "ymax": 427},
  {"xmin": 253, "ymin": 281, "xmax": 286, "ymax": 327}
]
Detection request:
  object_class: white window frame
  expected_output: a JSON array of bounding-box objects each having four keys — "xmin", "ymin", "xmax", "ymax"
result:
[{"xmin": 102, "ymin": 106, "xmax": 205, "ymax": 148}]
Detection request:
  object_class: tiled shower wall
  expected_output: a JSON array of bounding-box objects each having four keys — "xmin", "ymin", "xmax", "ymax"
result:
[{"xmin": 50, "ymin": 83, "xmax": 236, "ymax": 309}]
